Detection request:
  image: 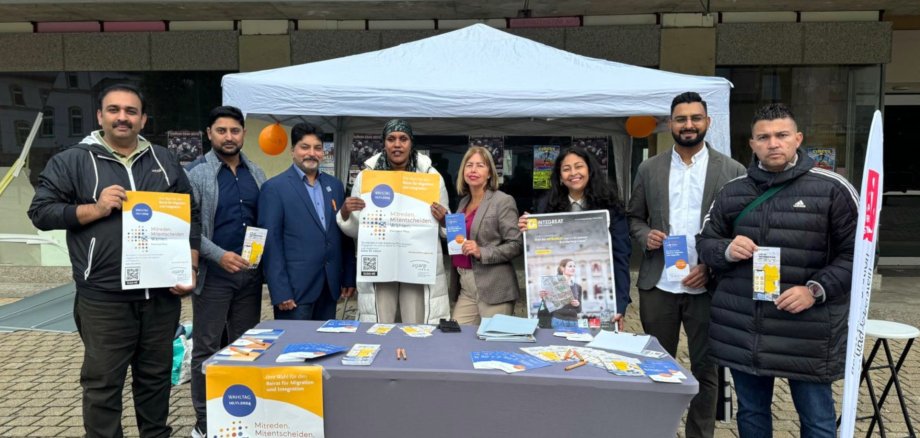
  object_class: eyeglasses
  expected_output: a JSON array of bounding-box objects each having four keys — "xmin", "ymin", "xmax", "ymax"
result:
[{"xmin": 672, "ymin": 115, "xmax": 707, "ymax": 124}]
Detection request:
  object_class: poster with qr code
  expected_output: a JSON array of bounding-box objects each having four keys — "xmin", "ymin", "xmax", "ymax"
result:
[
  {"xmin": 356, "ymin": 170, "xmax": 440, "ymax": 284},
  {"xmin": 121, "ymin": 191, "xmax": 193, "ymax": 290}
]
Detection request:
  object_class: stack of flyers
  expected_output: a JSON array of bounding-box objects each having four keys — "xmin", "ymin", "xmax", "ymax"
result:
[
  {"xmin": 317, "ymin": 320, "xmax": 360, "ymax": 333},
  {"xmin": 519, "ymin": 346, "xmax": 574, "ymax": 363},
  {"xmin": 240, "ymin": 226, "xmax": 268, "ymax": 268},
  {"xmin": 366, "ymin": 323, "xmax": 396, "ymax": 336},
  {"xmin": 639, "ymin": 359, "xmax": 687, "ymax": 383},
  {"xmin": 213, "ymin": 328, "xmax": 283, "ymax": 362},
  {"xmin": 471, "ymin": 351, "xmax": 551, "ymax": 374},
  {"xmin": 276, "ymin": 343, "xmax": 348, "ymax": 362},
  {"xmin": 400, "ymin": 325, "xmax": 436, "ymax": 338},
  {"xmin": 342, "ymin": 344, "xmax": 381, "ymax": 366},
  {"xmin": 553, "ymin": 327, "xmax": 594, "ymax": 342},
  {"xmin": 240, "ymin": 328, "xmax": 284, "ymax": 340}
]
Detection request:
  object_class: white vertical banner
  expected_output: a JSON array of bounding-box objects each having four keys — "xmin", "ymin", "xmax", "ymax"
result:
[{"xmin": 840, "ymin": 110, "xmax": 884, "ymax": 436}]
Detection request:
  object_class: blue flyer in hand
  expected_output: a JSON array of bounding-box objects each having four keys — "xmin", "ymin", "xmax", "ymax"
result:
[
  {"xmin": 276, "ymin": 343, "xmax": 348, "ymax": 362},
  {"xmin": 446, "ymin": 213, "xmax": 466, "ymax": 256},
  {"xmin": 663, "ymin": 235, "xmax": 690, "ymax": 281}
]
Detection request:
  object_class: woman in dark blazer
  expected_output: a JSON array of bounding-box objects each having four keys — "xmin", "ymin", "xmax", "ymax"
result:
[
  {"xmin": 519, "ymin": 146, "xmax": 632, "ymax": 330},
  {"xmin": 449, "ymin": 146, "xmax": 523, "ymax": 325}
]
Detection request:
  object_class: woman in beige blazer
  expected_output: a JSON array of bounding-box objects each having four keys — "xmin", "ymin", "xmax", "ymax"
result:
[{"xmin": 449, "ymin": 146, "xmax": 523, "ymax": 325}]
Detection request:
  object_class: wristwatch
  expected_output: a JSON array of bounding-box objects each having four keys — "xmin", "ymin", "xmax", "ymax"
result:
[{"xmin": 806, "ymin": 281, "xmax": 825, "ymax": 303}]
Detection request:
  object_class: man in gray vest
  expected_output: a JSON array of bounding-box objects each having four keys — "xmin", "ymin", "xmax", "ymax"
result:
[
  {"xmin": 627, "ymin": 92, "xmax": 745, "ymax": 438},
  {"xmin": 185, "ymin": 106, "xmax": 267, "ymax": 438}
]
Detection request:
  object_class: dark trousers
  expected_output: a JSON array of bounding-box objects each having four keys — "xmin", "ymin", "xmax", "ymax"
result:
[
  {"xmin": 639, "ymin": 287, "xmax": 718, "ymax": 438},
  {"xmin": 190, "ymin": 268, "xmax": 263, "ymax": 429},
  {"xmin": 273, "ymin": 282, "xmax": 336, "ymax": 321},
  {"xmin": 73, "ymin": 291, "xmax": 180, "ymax": 438},
  {"xmin": 731, "ymin": 369, "xmax": 836, "ymax": 438}
]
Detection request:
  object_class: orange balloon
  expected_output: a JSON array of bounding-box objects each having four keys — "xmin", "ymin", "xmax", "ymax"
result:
[
  {"xmin": 259, "ymin": 123, "xmax": 288, "ymax": 156},
  {"xmin": 625, "ymin": 116, "xmax": 658, "ymax": 138}
]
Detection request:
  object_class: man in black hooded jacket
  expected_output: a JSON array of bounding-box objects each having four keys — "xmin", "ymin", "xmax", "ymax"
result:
[
  {"xmin": 697, "ymin": 103, "xmax": 857, "ymax": 438},
  {"xmin": 28, "ymin": 84, "xmax": 200, "ymax": 438}
]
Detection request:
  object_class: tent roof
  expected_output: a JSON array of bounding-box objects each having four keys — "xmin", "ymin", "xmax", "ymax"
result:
[{"xmin": 222, "ymin": 24, "xmax": 732, "ymax": 119}]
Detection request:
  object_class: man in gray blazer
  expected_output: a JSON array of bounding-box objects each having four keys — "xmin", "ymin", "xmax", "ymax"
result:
[{"xmin": 627, "ymin": 92, "xmax": 745, "ymax": 438}]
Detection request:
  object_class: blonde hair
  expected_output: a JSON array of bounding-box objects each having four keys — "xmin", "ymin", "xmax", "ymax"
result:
[{"xmin": 456, "ymin": 146, "xmax": 499, "ymax": 196}]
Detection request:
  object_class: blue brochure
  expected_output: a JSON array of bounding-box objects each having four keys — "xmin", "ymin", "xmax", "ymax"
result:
[
  {"xmin": 663, "ymin": 235, "xmax": 690, "ymax": 281},
  {"xmin": 471, "ymin": 351, "xmax": 551, "ymax": 373},
  {"xmin": 639, "ymin": 359, "xmax": 687, "ymax": 383},
  {"xmin": 276, "ymin": 343, "xmax": 348, "ymax": 362},
  {"xmin": 446, "ymin": 213, "xmax": 466, "ymax": 256},
  {"xmin": 317, "ymin": 320, "xmax": 360, "ymax": 333}
]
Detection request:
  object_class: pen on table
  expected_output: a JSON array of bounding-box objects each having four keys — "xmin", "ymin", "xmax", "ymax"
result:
[
  {"xmin": 564, "ymin": 360, "xmax": 587, "ymax": 371},
  {"xmin": 229, "ymin": 347, "xmax": 252, "ymax": 356}
]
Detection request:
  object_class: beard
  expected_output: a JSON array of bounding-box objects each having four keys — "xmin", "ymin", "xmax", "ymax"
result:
[
  {"xmin": 214, "ymin": 142, "xmax": 242, "ymax": 157},
  {"xmin": 672, "ymin": 127, "xmax": 707, "ymax": 148},
  {"xmin": 295, "ymin": 157, "xmax": 320, "ymax": 174}
]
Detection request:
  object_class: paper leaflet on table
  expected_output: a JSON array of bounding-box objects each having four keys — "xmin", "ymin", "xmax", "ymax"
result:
[{"xmin": 471, "ymin": 351, "xmax": 551, "ymax": 373}]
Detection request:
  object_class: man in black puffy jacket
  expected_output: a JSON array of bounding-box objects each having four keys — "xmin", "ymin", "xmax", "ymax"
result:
[
  {"xmin": 28, "ymin": 84, "xmax": 200, "ymax": 438},
  {"xmin": 697, "ymin": 103, "xmax": 858, "ymax": 438}
]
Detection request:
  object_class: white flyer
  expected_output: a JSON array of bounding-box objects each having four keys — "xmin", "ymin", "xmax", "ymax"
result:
[
  {"xmin": 240, "ymin": 226, "xmax": 267, "ymax": 268},
  {"xmin": 121, "ymin": 191, "xmax": 192, "ymax": 290},
  {"xmin": 753, "ymin": 247, "xmax": 782, "ymax": 301},
  {"xmin": 356, "ymin": 170, "xmax": 441, "ymax": 284}
]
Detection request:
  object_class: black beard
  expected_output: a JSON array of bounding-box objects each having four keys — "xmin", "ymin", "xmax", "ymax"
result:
[
  {"xmin": 214, "ymin": 144, "xmax": 241, "ymax": 157},
  {"xmin": 672, "ymin": 128, "xmax": 707, "ymax": 148}
]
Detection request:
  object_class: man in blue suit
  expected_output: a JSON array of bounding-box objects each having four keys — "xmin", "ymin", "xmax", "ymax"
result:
[{"xmin": 258, "ymin": 122, "xmax": 356, "ymax": 320}]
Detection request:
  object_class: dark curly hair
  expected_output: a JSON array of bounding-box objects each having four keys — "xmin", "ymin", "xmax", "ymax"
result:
[{"xmin": 546, "ymin": 146, "xmax": 623, "ymax": 214}]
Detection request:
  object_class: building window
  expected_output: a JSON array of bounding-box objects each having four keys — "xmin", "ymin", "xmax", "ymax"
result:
[
  {"xmin": 67, "ymin": 73, "xmax": 79, "ymax": 88},
  {"xmin": 41, "ymin": 107, "xmax": 54, "ymax": 137},
  {"xmin": 10, "ymin": 85, "xmax": 25, "ymax": 106},
  {"xmin": 14, "ymin": 120, "xmax": 32, "ymax": 147},
  {"xmin": 69, "ymin": 107, "xmax": 83, "ymax": 137}
]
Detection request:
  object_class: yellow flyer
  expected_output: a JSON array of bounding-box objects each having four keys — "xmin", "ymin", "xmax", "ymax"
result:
[
  {"xmin": 357, "ymin": 170, "xmax": 440, "ymax": 284},
  {"xmin": 121, "ymin": 191, "xmax": 192, "ymax": 290},
  {"xmin": 206, "ymin": 365, "xmax": 325, "ymax": 438}
]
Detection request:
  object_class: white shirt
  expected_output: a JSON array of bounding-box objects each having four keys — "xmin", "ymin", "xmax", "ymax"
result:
[{"xmin": 656, "ymin": 145, "xmax": 709, "ymax": 294}]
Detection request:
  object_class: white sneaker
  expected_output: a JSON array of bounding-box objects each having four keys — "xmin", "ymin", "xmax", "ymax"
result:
[{"xmin": 191, "ymin": 425, "xmax": 205, "ymax": 438}]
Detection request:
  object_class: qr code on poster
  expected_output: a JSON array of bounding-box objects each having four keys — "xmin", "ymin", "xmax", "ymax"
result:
[
  {"xmin": 361, "ymin": 256, "xmax": 378, "ymax": 277},
  {"xmin": 125, "ymin": 267, "xmax": 140, "ymax": 285}
]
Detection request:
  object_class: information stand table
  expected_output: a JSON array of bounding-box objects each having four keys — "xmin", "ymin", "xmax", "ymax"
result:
[{"xmin": 206, "ymin": 320, "xmax": 698, "ymax": 437}]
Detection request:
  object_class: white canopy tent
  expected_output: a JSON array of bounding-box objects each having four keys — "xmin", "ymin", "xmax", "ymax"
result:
[{"xmin": 222, "ymin": 24, "xmax": 734, "ymax": 194}]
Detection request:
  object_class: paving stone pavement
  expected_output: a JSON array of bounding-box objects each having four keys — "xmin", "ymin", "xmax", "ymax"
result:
[{"xmin": 0, "ymin": 267, "xmax": 917, "ymax": 437}]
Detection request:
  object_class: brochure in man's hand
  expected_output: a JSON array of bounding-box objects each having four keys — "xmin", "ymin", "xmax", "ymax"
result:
[{"xmin": 276, "ymin": 343, "xmax": 348, "ymax": 362}]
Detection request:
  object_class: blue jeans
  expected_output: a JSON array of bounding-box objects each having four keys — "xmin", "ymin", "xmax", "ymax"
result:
[{"xmin": 730, "ymin": 369, "xmax": 836, "ymax": 438}]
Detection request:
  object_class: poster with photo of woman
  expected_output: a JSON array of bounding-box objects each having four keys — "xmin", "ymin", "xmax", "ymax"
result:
[{"xmin": 522, "ymin": 210, "xmax": 616, "ymax": 329}]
